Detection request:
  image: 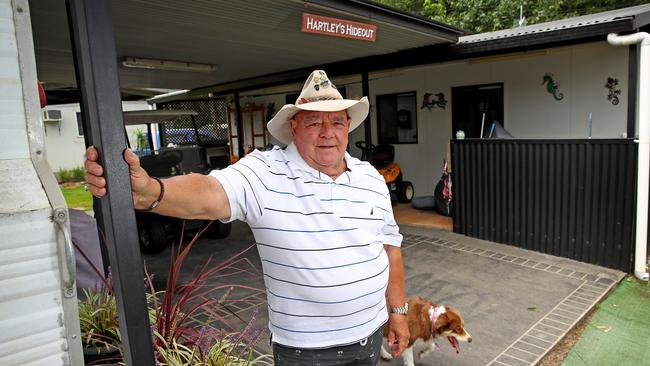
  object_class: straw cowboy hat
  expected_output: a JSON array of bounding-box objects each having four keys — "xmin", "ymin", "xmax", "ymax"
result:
[{"xmin": 267, "ymin": 70, "xmax": 369, "ymax": 145}]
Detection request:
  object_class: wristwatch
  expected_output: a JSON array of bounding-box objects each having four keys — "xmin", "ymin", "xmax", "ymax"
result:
[{"xmin": 390, "ymin": 302, "xmax": 409, "ymax": 315}]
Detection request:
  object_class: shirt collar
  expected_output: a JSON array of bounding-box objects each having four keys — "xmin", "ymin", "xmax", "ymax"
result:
[{"xmin": 285, "ymin": 143, "xmax": 354, "ymax": 182}]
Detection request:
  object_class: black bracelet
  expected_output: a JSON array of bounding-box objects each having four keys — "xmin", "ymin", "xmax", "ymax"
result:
[{"xmin": 137, "ymin": 177, "xmax": 164, "ymax": 212}]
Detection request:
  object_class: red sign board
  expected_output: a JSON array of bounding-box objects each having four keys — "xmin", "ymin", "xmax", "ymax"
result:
[{"xmin": 301, "ymin": 13, "xmax": 377, "ymax": 42}]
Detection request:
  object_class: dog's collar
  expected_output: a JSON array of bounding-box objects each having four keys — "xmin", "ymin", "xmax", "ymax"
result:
[{"xmin": 430, "ymin": 305, "xmax": 446, "ymax": 337}]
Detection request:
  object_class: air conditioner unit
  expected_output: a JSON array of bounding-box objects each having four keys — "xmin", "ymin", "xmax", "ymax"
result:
[{"xmin": 42, "ymin": 109, "xmax": 62, "ymax": 122}]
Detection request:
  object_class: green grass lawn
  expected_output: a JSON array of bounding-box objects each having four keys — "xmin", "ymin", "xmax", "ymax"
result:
[{"xmin": 61, "ymin": 184, "xmax": 93, "ymax": 211}]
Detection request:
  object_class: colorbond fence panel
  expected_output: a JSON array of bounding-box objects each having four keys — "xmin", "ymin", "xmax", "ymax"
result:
[{"xmin": 451, "ymin": 139, "xmax": 637, "ymax": 272}]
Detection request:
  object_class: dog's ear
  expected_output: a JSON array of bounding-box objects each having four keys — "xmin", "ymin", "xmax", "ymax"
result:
[
  {"xmin": 443, "ymin": 307, "xmax": 465, "ymax": 334},
  {"xmin": 438, "ymin": 313, "xmax": 463, "ymax": 334},
  {"xmin": 435, "ymin": 313, "xmax": 450, "ymax": 334}
]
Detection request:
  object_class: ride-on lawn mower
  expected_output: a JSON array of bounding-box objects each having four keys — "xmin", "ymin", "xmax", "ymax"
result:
[{"xmin": 355, "ymin": 141, "xmax": 414, "ymax": 205}]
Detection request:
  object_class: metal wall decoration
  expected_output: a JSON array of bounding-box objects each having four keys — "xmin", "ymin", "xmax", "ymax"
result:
[
  {"xmin": 605, "ymin": 77, "xmax": 621, "ymax": 105},
  {"xmin": 542, "ymin": 73, "xmax": 564, "ymax": 100},
  {"xmin": 420, "ymin": 92, "xmax": 447, "ymax": 110}
]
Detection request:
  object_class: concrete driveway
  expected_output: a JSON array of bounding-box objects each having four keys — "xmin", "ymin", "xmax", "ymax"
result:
[{"xmin": 143, "ymin": 221, "xmax": 624, "ymax": 366}]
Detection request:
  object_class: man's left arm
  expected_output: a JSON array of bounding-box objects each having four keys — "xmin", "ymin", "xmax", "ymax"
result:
[{"xmin": 384, "ymin": 244, "xmax": 410, "ymax": 357}]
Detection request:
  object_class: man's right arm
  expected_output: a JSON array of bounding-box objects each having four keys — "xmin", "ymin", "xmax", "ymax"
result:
[{"xmin": 84, "ymin": 146, "xmax": 231, "ymax": 221}]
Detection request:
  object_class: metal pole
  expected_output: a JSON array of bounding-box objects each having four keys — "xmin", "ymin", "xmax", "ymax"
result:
[
  {"xmin": 362, "ymin": 71, "xmax": 372, "ymax": 160},
  {"xmin": 608, "ymin": 32, "xmax": 650, "ymax": 281},
  {"xmin": 65, "ymin": 0, "xmax": 157, "ymax": 363},
  {"xmin": 234, "ymin": 91, "xmax": 245, "ymax": 157}
]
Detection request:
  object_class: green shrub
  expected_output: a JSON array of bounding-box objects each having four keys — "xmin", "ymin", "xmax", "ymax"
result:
[
  {"xmin": 71, "ymin": 166, "xmax": 85, "ymax": 181},
  {"xmin": 57, "ymin": 166, "xmax": 85, "ymax": 183},
  {"xmin": 133, "ymin": 128, "xmax": 148, "ymax": 151},
  {"xmin": 57, "ymin": 168, "xmax": 71, "ymax": 183}
]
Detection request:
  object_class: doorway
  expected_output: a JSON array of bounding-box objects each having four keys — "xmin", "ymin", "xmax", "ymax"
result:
[{"xmin": 452, "ymin": 83, "xmax": 504, "ymax": 139}]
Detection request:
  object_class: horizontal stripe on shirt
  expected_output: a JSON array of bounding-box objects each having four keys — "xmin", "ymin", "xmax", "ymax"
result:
[
  {"xmin": 270, "ymin": 305, "xmax": 387, "ymax": 334},
  {"xmin": 261, "ymin": 247, "xmax": 383, "ymax": 270},
  {"xmin": 264, "ymin": 263, "xmax": 389, "ymax": 288},
  {"xmin": 267, "ymin": 283, "xmax": 388, "ymax": 305},
  {"xmin": 256, "ymin": 240, "xmax": 375, "ymax": 252},
  {"xmin": 268, "ymin": 296, "xmax": 384, "ymax": 318}
]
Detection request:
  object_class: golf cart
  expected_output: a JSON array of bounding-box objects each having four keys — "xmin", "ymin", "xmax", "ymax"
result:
[
  {"xmin": 124, "ymin": 109, "xmax": 231, "ymax": 253},
  {"xmin": 355, "ymin": 141, "xmax": 414, "ymax": 205}
]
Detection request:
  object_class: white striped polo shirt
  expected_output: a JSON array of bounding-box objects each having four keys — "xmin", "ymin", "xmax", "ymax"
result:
[{"xmin": 209, "ymin": 143, "xmax": 402, "ymax": 348}]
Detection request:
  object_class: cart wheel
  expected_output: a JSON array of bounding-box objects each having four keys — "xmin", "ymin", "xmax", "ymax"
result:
[
  {"xmin": 204, "ymin": 221, "xmax": 232, "ymax": 239},
  {"xmin": 397, "ymin": 181, "xmax": 414, "ymax": 203},
  {"xmin": 138, "ymin": 216, "xmax": 168, "ymax": 254}
]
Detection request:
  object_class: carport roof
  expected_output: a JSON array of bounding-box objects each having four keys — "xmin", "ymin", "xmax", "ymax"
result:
[{"xmin": 29, "ymin": 0, "xmax": 463, "ymax": 103}]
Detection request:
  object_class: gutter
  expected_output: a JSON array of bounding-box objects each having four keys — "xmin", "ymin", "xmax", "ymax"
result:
[{"xmin": 608, "ymin": 32, "xmax": 650, "ymax": 281}]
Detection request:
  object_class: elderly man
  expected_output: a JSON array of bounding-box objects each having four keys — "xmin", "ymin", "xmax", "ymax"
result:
[{"xmin": 85, "ymin": 70, "xmax": 408, "ymax": 365}]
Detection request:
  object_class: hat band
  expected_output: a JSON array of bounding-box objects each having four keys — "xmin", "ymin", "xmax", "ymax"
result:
[{"xmin": 297, "ymin": 96, "xmax": 341, "ymax": 105}]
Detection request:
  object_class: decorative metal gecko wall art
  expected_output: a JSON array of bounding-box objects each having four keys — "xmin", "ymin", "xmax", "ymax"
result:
[
  {"xmin": 421, "ymin": 92, "xmax": 448, "ymax": 110},
  {"xmin": 542, "ymin": 73, "xmax": 564, "ymax": 101},
  {"xmin": 605, "ymin": 77, "xmax": 621, "ymax": 105}
]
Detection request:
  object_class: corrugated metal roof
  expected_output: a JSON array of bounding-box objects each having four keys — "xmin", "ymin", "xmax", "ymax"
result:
[{"xmin": 459, "ymin": 3, "xmax": 650, "ymax": 44}]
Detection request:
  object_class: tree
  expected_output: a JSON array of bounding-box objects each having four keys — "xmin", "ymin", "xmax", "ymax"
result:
[{"xmin": 374, "ymin": 0, "xmax": 650, "ymax": 33}]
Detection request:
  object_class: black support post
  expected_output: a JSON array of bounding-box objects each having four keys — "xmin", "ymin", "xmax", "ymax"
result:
[
  {"xmin": 65, "ymin": 1, "xmax": 156, "ymax": 364},
  {"xmin": 628, "ymin": 44, "xmax": 638, "ymax": 138},
  {"xmin": 362, "ymin": 71, "xmax": 372, "ymax": 160},
  {"xmin": 234, "ymin": 91, "xmax": 245, "ymax": 157}
]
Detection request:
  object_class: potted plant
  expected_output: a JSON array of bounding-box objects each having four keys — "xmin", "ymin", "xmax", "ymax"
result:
[
  {"xmin": 76, "ymin": 225, "xmax": 271, "ymax": 365},
  {"xmin": 78, "ymin": 284, "xmax": 122, "ymax": 364},
  {"xmin": 73, "ymin": 241, "xmax": 122, "ymax": 364}
]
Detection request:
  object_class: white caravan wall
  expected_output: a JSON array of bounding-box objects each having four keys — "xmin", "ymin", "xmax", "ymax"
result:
[
  {"xmin": 43, "ymin": 101, "xmax": 150, "ymax": 171},
  {"xmin": 0, "ymin": 0, "xmax": 83, "ymax": 364},
  {"xmin": 0, "ymin": 0, "xmax": 29, "ymax": 160}
]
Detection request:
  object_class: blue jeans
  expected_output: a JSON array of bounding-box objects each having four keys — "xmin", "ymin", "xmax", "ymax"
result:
[{"xmin": 272, "ymin": 327, "xmax": 384, "ymax": 366}]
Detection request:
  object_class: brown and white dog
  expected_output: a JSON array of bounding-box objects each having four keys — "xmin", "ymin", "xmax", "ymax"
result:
[{"xmin": 381, "ymin": 297, "xmax": 472, "ymax": 366}]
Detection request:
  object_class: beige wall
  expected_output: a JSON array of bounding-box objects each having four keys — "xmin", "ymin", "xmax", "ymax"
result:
[
  {"xmin": 251, "ymin": 41, "xmax": 629, "ymax": 196},
  {"xmin": 362, "ymin": 41, "xmax": 628, "ymax": 196}
]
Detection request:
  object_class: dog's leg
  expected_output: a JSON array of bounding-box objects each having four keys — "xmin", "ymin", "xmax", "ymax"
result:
[
  {"xmin": 401, "ymin": 347, "xmax": 415, "ymax": 366},
  {"xmin": 380, "ymin": 344, "xmax": 393, "ymax": 360},
  {"xmin": 417, "ymin": 341, "xmax": 437, "ymax": 359}
]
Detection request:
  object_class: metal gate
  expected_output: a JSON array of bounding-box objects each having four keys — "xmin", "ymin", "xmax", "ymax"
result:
[{"xmin": 451, "ymin": 139, "xmax": 637, "ymax": 272}]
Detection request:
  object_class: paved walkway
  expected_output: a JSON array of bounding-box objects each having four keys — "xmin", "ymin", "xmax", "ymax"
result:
[
  {"xmin": 143, "ymin": 222, "xmax": 625, "ymax": 365},
  {"xmin": 388, "ymin": 226, "xmax": 624, "ymax": 366}
]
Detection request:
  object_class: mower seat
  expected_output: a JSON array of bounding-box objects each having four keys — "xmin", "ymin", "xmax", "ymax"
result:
[{"xmin": 370, "ymin": 144, "xmax": 394, "ymax": 167}]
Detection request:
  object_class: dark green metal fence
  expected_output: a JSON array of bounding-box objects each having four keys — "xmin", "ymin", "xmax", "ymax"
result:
[{"xmin": 451, "ymin": 139, "xmax": 637, "ymax": 272}]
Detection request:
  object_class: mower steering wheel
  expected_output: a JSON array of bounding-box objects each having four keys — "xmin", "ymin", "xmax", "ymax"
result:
[{"xmin": 355, "ymin": 141, "xmax": 374, "ymax": 150}]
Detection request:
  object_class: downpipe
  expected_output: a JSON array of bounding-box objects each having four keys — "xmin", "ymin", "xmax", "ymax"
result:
[{"xmin": 608, "ymin": 33, "xmax": 650, "ymax": 281}]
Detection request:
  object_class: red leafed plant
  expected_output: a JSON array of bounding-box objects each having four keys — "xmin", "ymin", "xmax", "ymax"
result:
[
  {"xmin": 77, "ymin": 222, "xmax": 270, "ymax": 365},
  {"xmin": 148, "ymin": 225, "xmax": 268, "ymax": 364}
]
